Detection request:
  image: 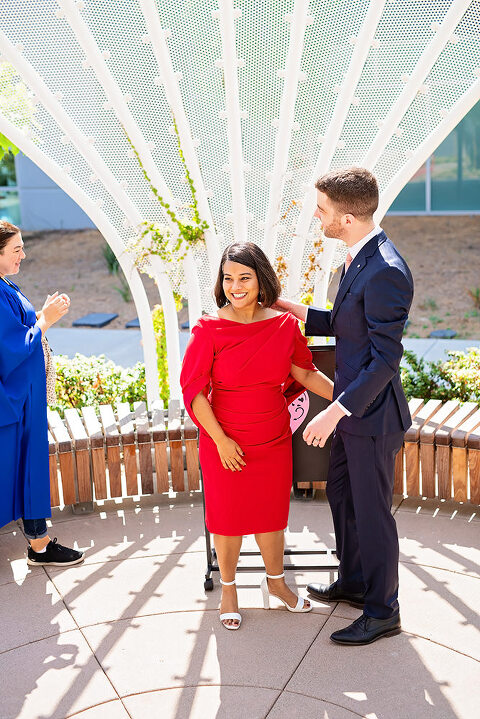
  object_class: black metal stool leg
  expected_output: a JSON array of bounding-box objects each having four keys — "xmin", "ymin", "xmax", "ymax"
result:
[
  {"xmin": 202, "ymin": 471, "xmax": 215, "ymax": 591},
  {"xmin": 203, "ymin": 525, "xmax": 214, "ymax": 591}
]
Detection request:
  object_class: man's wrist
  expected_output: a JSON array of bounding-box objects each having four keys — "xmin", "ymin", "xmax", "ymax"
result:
[
  {"xmin": 329, "ymin": 401, "xmax": 347, "ymax": 424},
  {"xmin": 276, "ymin": 297, "xmax": 307, "ymax": 322},
  {"xmin": 291, "ymin": 299, "xmax": 307, "ymax": 322},
  {"xmin": 277, "ymin": 297, "xmax": 292, "ymax": 312},
  {"xmin": 334, "ymin": 399, "xmax": 351, "ymax": 417}
]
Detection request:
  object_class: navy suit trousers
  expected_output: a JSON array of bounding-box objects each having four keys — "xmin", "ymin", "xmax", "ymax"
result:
[{"xmin": 327, "ymin": 429, "xmax": 404, "ymax": 619}]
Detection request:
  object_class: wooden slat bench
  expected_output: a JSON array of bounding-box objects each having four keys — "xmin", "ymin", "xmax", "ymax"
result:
[
  {"xmin": 47, "ymin": 398, "xmax": 480, "ymax": 510},
  {"xmin": 99, "ymin": 404, "xmax": 122, "ymax": 498},
  {"xmin": 400, "ymin": 399, "xmax": 442, "ymax": 496},
  {"xmin": 48, "ymin": 400, "xmax": 201, "ymax": 508},
  {"xmin": 48, "ymin": 409, "xmax": 76, "ymax": 505},
  {"xmin": 451, "ymin": 408, "xmax": 480, "ymax": 503},
  {"xmin": 81, "ymin": 406, "xmax": 107, "ymax": 499},
  {"xmin": 295, "ymin": 397, "xmax": 480, "ymax": 506}
]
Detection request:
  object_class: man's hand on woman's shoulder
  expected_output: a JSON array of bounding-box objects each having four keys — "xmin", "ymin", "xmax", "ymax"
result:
[
  {"xmin": 271, "ymin": 297, "xmax": 307, "ymax": 322},
  {"xmin": 271, "ymin": 297, "xmax": 290, "ymax": 312}
]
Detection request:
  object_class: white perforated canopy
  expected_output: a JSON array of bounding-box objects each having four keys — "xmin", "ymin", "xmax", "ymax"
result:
[{"xmin": 1, "ymin": 0, "xmax": 479, "ymax": 401}]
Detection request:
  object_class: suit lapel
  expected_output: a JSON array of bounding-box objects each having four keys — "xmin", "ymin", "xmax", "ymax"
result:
[
  {"xmin": 332, "ymin": 258, "xmax": 366, "ymax": 320},
  {"xmin": 332, "ymin": 232, "xmax": 387, "ymax": 321}
]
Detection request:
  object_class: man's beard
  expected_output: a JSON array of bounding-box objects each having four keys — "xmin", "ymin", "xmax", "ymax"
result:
[{"xmin": 322, "ymin": 219, "xmax": 343, "ymax": 239}]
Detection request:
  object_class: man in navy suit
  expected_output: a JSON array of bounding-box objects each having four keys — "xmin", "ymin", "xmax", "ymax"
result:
[{"xmin": 275, "ymin": 167, "xmax": 413, "ymax": 645}]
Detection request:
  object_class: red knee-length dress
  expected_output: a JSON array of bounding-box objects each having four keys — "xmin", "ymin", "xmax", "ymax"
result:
[{"xmin": 180, "ymin": 312, "xmax": 316, "ymax": 535}]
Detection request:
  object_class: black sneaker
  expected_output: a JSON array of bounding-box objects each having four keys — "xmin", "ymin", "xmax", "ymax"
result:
[{"xmin": 27, "ymin": 538, "xmax": 85, "ymax": 567}]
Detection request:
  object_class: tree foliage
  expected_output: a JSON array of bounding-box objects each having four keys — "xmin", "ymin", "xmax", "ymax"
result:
[{"xmin": 0, "ymin": 62, "xmax": 37, "ymax": 161}]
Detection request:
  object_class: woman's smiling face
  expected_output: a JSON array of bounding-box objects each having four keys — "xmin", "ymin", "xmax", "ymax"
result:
[
  {"xmin": 0, "ymin": 232, "xmax": 25, "ymax": 277},
  {"xmin": 222, "ymin": 260, "xmax": 260, "ymax": 309}
]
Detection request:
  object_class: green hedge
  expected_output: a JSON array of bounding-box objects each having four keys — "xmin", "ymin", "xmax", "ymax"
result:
[
  {"xmin": 52, "ymin": 354, "xmax": 146, "ymax": 416},
  {"xmin": 401, "ymin": 347, "xmax": 480, "ymax": 404}
]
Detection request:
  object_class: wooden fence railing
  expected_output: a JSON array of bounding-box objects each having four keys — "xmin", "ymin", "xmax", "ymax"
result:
[
  {"xmin": 47, "ymin": 397, "xmax": 480, "ymax": 510},
  {"xmin": 394, "ymin": 397, "xmax": 480, "ymax": 504},
  {"xmin": 47, "ymin": 400, "xmax": 200, "ymax": 508}
]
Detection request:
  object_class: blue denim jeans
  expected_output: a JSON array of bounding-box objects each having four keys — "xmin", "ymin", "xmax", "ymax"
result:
[{"xmin": 22, "ymin": 518, "xmax": 48, "ymax": 540}]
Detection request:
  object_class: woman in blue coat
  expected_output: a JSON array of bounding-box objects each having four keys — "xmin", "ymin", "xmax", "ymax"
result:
[{"xmin": 0, "ymin": 221, "xmax": 84, "ymax": 566}]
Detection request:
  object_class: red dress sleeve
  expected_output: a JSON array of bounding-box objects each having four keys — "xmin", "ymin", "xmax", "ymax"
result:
[
  {"xmin": 180, "ymin": 319, "xmax": 214, "ymax": 427},
  {"xmin": 283, "ymin": 316, "xmax": 317, "ymax": 405}
]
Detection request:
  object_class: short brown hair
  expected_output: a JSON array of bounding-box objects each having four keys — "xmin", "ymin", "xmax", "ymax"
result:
[
  {"xmin": 315, "ymin": 167, "xmax": 378, "ymax": 218},
  {"xmin": 0, "ymin": 220, "xmax": 20, "ymax": 253},
  {"xmin": 214, "ymin": 242, "xmax": 281, "ymax": 308}
]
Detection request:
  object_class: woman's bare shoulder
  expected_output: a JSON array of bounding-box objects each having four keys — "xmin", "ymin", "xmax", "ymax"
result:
[
  {"xmin": 265, "ymin": 307, "xmax": 284, "ymax": 318},
  {"xmin": 216, "ymin": 306, "xmax": 230, "ymax": 320},
  {"xmin": 192, "ymin": 315, "xmax": 216, "ymax": 331}
]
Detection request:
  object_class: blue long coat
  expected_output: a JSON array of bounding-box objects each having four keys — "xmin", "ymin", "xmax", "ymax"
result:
[{"xmin": 0, "ymin": 278, "xmax": 51, "ymax": 527}]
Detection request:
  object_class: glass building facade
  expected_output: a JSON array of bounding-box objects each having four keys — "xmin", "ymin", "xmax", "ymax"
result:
[{"xmin": 390, "ymin": 101, "xmax": 480, "ymax": 214}]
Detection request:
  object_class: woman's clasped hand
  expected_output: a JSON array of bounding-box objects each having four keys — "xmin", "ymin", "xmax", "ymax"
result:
[
  {"xmin": 37, "ymin": 291, "xmax": 70, "ymax": 331},
  {"xmin": 215, "ymin": 435, "xmax": 246, "ymax": 472}
]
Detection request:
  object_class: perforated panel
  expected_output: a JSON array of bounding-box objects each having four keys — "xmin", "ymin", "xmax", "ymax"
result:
[{"xmin": 1, "ymin": 0, "xmax": 479, "ymax": 391}]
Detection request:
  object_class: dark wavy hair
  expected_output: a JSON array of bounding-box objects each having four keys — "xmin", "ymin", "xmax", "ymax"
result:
[
  {"xmin": 214, "ymin": 242, "xmax": 281, "ymax": 308},
  {"xmin": 0, "ymin": 220, "xmax": 20, "ymax": 253}
]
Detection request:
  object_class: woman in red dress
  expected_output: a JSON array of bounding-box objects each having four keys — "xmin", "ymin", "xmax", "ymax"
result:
[{"xmin": 181, "ymin": 243, "xmax": 333, "ymax": 629}]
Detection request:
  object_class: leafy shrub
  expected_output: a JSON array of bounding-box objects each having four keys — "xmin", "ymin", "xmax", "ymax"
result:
[
  {"xmin": 152, "ymin": 296, "xmax": 183, "ymax": 404},
  {"xmin": 401, "ymin": 347, "xmax": 480, "ymax": 403},
  {"xmin": 102, "ymin": 243, "xmax": 119, "ymax": 275},
  {"xmin": 52, "ymin": 354, "xmax": 146, "ymax": 416},
  {"xmin": 468, "ymin": 287, "xmax": 480, "ymax": 309},
  {"xmin": 152, "ymin": 304, "xmax": 169, "ymax": 404},
  {"xmin": 114, "ymin": 274, "xmax": 132, "ymax": 302}
]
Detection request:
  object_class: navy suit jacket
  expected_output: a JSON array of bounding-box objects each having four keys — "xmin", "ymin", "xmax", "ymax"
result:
[{"xmin": 305, "ymin": 231, "xmax": 414, "ymax": 436}]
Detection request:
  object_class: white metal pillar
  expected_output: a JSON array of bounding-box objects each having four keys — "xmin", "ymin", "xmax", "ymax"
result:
[{"xmin": 0, "ymin": 114, "xmax": 160, "ymax": 405}]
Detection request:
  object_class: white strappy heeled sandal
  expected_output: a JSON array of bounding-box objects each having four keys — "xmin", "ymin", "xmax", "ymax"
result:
[
  {"xmin": 260, "ymin": 572, "xmax": 312, "ymax": 613},
  {"xmin": 219, "ymin": 578, "xmax": 242, "ymax": 630}
]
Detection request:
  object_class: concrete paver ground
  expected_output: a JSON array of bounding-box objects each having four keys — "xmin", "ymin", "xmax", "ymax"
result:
[{"xmin": 0, "ymin": 496, "xmax": 478, "ymax": 719}]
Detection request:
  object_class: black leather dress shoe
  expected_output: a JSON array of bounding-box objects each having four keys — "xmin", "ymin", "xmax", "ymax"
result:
[
  {"xmin": 307, "ymin": 581, "xmax": 365, "ymax": 608},
  {"xmin": 330, "ymin": 613, "xmax": 401, "ymax": 645}
]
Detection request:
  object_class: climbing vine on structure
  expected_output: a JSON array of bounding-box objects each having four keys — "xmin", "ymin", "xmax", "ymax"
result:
[{"xmin": 125, "ymin": 116, "xmax": 208, "ymax": 270}]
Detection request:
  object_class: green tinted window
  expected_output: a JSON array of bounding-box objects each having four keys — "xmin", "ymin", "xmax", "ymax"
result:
[
  {"xmin": 390, "ymin": 164, "xmax": 426, "ymax": 212},
  {"xmin": 431, "ymin": 103, "xmax": 480, "ymax": 211},
  {"xmin": 389, "ymin": 101, "xmax": 480, "ymax": 213}
]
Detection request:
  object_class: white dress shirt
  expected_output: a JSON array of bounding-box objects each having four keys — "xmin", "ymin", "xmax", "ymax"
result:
[
  {"xmin": 306, "ymin": 226, "xmax": 382, "ymax": 418},
  {"xmin": 344, "ymin": 225, "xmax": 382, "ymax": 262}
]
